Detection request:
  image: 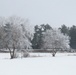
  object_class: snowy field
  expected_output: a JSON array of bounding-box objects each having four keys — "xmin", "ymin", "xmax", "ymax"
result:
[{"xmin": 0, "ymin": 53, "xmax": 76, "ymax": 75}]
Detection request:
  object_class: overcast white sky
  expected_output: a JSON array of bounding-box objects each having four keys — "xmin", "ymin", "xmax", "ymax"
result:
[{"xmin": 0, "ymin": 0, "xmax": 76, "ymax": 28}]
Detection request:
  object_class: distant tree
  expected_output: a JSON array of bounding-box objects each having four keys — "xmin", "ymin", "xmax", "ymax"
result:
[
  {"xmin": 0, "ymin": 25, "xmax": 5, "ymax": 49},
  {"xmin": 31, "ymin": 24, "xmax": 52, "ymax": 49},
  {"xmin": 0, "ymin": 17, "xmax": 6, "ymax": 49},
  {"xmin": 59, "ymin": 24, "xmax": 69, "ymax": 35},
  {"xmin": 69, "ymin": 25, "xmax": 76, "ymax": 49},
  {"xmin": 40, "ymin": 24, "xmax": 52, "ymax": 31},
  {"xmin": 31, "ymin": 25, "xmax": 43, "ymax": 49},
  {"xmin": 42, "ymin": 29, "xmax": 70, "ymax": 57}
]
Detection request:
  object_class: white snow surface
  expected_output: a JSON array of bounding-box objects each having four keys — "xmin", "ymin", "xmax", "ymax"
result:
[{"xmin": 0, "ymin": 53, "xmax": 76, "ymax": 75}]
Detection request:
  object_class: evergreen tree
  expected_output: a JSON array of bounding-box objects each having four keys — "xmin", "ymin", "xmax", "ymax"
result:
[
  {"xmin": 32, "ymin": 24, "xmax": 52, "ymax": 49},
  {"xmin": 59, "ymin": 24, "xmax": 69, "ymax": 35},
  {"xmin": 69, "ymin": 25, "xmax": 76, "ymax": 49}
]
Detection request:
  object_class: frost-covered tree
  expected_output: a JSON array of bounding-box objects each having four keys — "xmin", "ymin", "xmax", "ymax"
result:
[
  {"xmin": 0, "ymin": 16, "xmax": 32, "ymax": 59},
  {"xmin": 42, "ymin": 29, "xmax": 70, "ymax": 57}
]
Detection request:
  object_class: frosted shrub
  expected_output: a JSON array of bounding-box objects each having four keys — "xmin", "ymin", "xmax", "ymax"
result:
[
  {"xmin": 21, "ymin": 50, "xmax": 29, "ymax": 58},
  {"xmin": 12, "ymin": 50, "xmax": 19, "ymax": 58}
]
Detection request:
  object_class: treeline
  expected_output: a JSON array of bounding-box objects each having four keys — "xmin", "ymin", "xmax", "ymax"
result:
[
  {"xmin": 31, "ymin": 24, "xmax": 76, "ymax": 49},
  {"xmin": 0, "ymin": 16, "xmax": 76, "ymax": 58}
]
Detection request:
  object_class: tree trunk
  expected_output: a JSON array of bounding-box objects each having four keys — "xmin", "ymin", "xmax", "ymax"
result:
[
  {"xmin": 12, "ymin": 48, "xmax": 15, "ymax": 58},
  {"xmin": 52, "ymin": 53, "xmax": 55, "ymax": 57},
  {"xmin": 8, "ymin": 48, "xmax": 13, "ymax": 59},
  {"xmin": 12, "ymin": 43, "xmax": 16, "ymax": 59},
  {"xmin": 52, "ymin": 49, "xmax": 56, "ymax": 57},
  {"xmin": 8, "ymin": 47, "xmax": 15, "ymax": 59}
]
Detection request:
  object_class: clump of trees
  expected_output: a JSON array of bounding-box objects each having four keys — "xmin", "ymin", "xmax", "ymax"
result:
[
  {"xmin": 31, "ymin": 24, "xmax": 70, "ymax": 57},
  {"xmin": 0, "ymin": 16, "xmax": 76, "ymax": 58},
  {"xmin": 32, "ymin": 24, "xmax": 76, "ymax": 51},
  {"xmin": 0, "ymin": 16, "xmax": 32, "ymax": 59}
]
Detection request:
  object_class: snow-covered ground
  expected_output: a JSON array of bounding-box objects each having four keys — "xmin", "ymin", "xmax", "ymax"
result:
[{"xmin": 0, "ymin": 53, "xmax": 76, "ymax": 75}]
